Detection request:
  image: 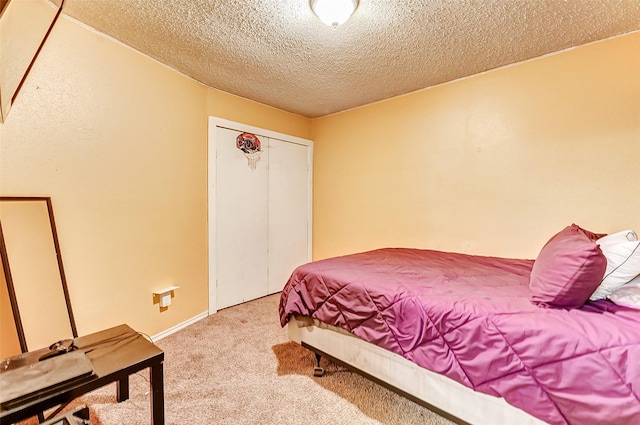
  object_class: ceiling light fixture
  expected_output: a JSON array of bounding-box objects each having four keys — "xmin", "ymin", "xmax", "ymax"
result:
[{"xmin": 310, "ymin": 0, "xmax": 358, "ymax": 28}]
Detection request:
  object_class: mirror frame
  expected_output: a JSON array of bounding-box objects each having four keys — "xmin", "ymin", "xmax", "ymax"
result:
[
  {"xmin": 0, "ymin": 0, "xmax": 64, "ymax": 122},
  {"xmin": 0, "ymin": 196, "xmax": 77, "ymax": 352}
]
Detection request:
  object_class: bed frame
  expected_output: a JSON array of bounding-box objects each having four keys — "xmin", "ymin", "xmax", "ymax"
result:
[{"xmin": 288, "ymin": 317, "xmax": 546, "ymax": 425}]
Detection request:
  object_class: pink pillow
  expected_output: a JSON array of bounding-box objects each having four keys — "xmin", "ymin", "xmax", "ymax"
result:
[{"xmin": 530, "ymin": 224, "xmax": 606, "ymax": 309}]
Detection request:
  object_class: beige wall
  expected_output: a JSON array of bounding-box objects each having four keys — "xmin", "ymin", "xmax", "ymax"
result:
[
  {"xmin": 0, "ymin": 15, "xmax": 310, "ymax": 341},
  {"xmin": 312, "ymin": 32, "xmax": 640, "ymax": 261},
  {"xmin": 206, "ymin": 90, "xmax": 310, "ymax": 140}
]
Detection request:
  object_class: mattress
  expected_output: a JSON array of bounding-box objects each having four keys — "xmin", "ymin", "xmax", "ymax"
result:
[{"xmin": 279, "ymin": 248, "xmax": 640, "ymax": 424}]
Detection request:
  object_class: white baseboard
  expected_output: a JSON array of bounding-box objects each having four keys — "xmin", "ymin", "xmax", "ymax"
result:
[{"xmin": 151, "ymin": 311, "xmax": 208, "ymax": 342}]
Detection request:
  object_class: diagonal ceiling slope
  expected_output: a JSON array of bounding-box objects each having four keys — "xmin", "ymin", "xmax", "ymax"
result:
[{"xmin": 61, "ymin": 0, "xmax": 640, "ymax": 118}]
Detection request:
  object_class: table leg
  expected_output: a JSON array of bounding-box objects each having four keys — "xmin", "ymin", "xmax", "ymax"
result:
[
  {"xmin": 116, "ymin": 376, "xmax": 129, "ymax": 402},
  {"xmin": 150, "ymin": 362, "xmax": 165, "ymax": 425}
]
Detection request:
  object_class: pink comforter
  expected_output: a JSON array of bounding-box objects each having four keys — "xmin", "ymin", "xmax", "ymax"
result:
[{"xmin": 279, "ymin": 248, "xmax": 640, "ymax": 424}]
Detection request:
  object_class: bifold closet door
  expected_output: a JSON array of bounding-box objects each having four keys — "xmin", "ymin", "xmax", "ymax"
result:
[
  {"xmin": 267, "ymin": 138, "xmax": 310, "ymax": 294},
  {"xmin": 215, "ymin": 127, "xmax": 269, "ymax": 310}
]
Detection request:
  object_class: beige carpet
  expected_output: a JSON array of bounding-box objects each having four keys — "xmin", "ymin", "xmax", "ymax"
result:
[{"xmin": 40, "ymin": 294, "xmax": 456, "ymax": 425}]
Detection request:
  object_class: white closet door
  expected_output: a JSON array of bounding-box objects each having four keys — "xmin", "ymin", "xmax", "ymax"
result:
[
  {"xmin": 268, "ymin": 138, "xmax": 311, "ymax": 294},
  {"xmin": 215, "ymin": 127, "xmax": 269, "ymax": 310}
]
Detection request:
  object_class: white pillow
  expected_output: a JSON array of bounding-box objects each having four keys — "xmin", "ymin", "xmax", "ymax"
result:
[
  {"xmin": 589, "ymin": 230, "xmax": 640, "ymax": 300},
  {"xmin": 608, "ymin": 277, "xmax": 640, "ymax": 309}
]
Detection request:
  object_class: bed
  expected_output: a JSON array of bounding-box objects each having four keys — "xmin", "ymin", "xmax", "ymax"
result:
[{"xmin": 279, "ymin": 225, "xmax": 640, "ymax": 425}]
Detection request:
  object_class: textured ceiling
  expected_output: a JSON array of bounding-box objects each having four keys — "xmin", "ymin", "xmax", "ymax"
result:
[{"xmin": 60, "ymin": 0, "xmax": 640, "ymax": 118}]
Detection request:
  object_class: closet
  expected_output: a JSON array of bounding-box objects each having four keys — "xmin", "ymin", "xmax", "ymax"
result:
[{"xmin": 208, "ymin": 118, "xmax": 312, "ymax": 312}]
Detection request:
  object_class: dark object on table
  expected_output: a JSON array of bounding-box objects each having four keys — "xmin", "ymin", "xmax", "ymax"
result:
[
  {"xmin": 0, "ymin": 351, "xmax": 94, "ymax": 410},
  {"xmin": 39, "ymin": 339, "xmax": 77, "ymax": 361}
]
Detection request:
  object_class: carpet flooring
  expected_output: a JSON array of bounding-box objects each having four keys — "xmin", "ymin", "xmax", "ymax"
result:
[{"xmin": 28, "ymin": 294, "xmax": 456, "ymax": 425}]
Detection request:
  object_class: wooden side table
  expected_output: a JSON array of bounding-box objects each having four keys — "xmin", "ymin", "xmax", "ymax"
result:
[
  {"xmin": 39, "ymin": 404, "xmax": 90, "ymax": 425},
  {"xmin": 0, "ymin": 324, "xmax": 164, "ymax": 425}
]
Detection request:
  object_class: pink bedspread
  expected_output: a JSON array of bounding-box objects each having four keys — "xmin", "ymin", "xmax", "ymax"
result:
[{"xmin": 279, "ymin": 248, "xmax": 640, "ymax": 424}]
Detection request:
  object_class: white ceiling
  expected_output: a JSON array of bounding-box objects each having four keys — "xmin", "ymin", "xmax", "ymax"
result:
[{"xmin": 60, "ymin": 0, "xmax": 640, "ymax": 118}]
